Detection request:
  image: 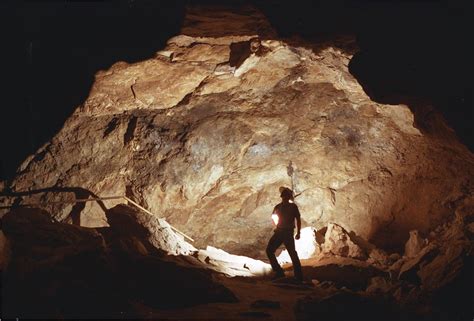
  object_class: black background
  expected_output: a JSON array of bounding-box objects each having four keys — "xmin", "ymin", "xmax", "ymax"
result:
[{"xmin": 1, "ymin": 0, "xmax": 472, "ymax": 181}]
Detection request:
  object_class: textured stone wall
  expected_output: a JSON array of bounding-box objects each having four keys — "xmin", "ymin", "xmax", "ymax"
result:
[{"xmin": 3, "ymin": 6, "xmax": 473, "ymax": 258}]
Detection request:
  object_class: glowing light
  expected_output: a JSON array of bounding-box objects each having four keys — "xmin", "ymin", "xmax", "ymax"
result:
[
  {"xmin": 277, "ymin": 227, "xmax": 318, "ymax": 264},
  {"xmin": 271, "ymin": 214, "xmax": 279, "ymax": 225},
  {"xmin": 289, "ymin": 199, "xmax": 294, "ymax": 203},
  {"xmin": 202, "ymin": 246, "xmax": 272, "ymax": 277}
]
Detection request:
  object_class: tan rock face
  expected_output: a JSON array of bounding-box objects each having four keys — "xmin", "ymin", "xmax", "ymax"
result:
[
  {"xmin": 322, "ymin": 223, "xmax": 367, "ymax": 260},
  {"xmin": 105, "ymin": 204, "xmax": 196, "ymax": 256},
  {"xmin": 3, "ymin": 6, "xmax": 474, "ymax": 259},
  {"xmin": 404, "ymin": 230, "xmax": 427, "ymax": 258}
]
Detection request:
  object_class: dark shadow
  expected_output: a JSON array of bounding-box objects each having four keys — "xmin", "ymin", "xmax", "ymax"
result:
[
  {"xmin": 100, "ymin": 204, "xmax": 165, "ymax": 258},
  {"xmin": 300, "ymin": 262, "xmax": 388, "ymax": 291},
  {"xmin": 348, "ymin": 45, "xmax": 472, "ymax": 148},
  {"xmin": 0, "ymin": 186, "xmax": 108, "ymax": 225},
  {"xmin": 256, "ymin": 1, "xmax": 473, "ymax": 151},
  {"xmin": 105, "ymin": 204, "xmax": 151, "ymax": 241},
  {"xmin": 347, "ymin": 9, "xmax": 473, "ymax": 150},
  {"xmin": 1, "ymin": 204, "xmax": 237, "ymax": 318},
  {"xmin": 4, "ymin": 1, "xmax": 471, "ymax": 184},
  {"xmin": 1, "ymin": 1, "xmax": 187, "ymax": 181}
]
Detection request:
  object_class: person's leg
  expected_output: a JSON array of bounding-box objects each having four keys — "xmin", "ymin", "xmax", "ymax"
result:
[
  {"xmin": 266, "ymin": 231, "xmax": 284, "ymax": 276},
  {"xmin": 283, "ymin": 231, "xmax": 303, "ymax": 281}
]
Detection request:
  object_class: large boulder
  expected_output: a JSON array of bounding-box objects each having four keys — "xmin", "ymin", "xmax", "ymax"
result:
[
  {"xmin": 398, "ymin": 244, "xmax": 439, "ymax": 283},
  {"xmin": 1, "ymin": 208, "xmax": 122, "ymax": 318},
  {"xmin": 0, "ymin": 207, "xmax": 237, "ymax": 318},
  {"xmin": 398, "ymin": 203, "xmax": 473, "ymax": 288},
  {"xmin": 322, "ymin": 223, "xmax": 367, "ymax": 260},
  {"xmin": 404, "ymin": 230, "xmax": 427, "ymax": 258},
  {"xmin": 3, "ymin": 5, "xmax": 474, "ymax": 259},
  {"xmin": 105, "ymin": 204, "xmax": 196, "ymax": 255}
]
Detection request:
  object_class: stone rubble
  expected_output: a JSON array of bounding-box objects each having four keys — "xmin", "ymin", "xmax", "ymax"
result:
[
  {"xmin": 0, "ymin": 196, "xmax": 471, "ymax": 319},
  {"xmin": 0, "ymin": 206, "xmax": 237, "ymax": 319},
  {"xmin": 322, "ymin": 222, "xmax": 367, "ymax": 260},
  {"xmin": 404, "ymin": 230, "xmax": 427, "ymax": 258}
]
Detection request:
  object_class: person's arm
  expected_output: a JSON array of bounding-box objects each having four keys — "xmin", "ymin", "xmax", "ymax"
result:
[
  {"xmin": 295, "ymin": 216, "xmax": 301, "ymax": 239},
  {"xmin": 295, "ymin": 205, "xmax": 301, "ymax": 239}
]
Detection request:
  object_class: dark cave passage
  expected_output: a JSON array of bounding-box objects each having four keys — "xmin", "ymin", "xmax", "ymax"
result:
[{"xmin": 1, "ymin": 1, "xmax": 186, "ymax": 181}]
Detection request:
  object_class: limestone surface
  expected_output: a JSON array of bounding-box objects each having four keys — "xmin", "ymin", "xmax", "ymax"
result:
[
  {"xmin": 404, "ymin": 230, "xmax": 427, "ymax": 258},
  {"xmin": 322, "ymin": 222, "xmax": 367, "ymax": 259},
  {"xmin": 2, "ymin": 5, "xmax": 474, "ymax": 260}
]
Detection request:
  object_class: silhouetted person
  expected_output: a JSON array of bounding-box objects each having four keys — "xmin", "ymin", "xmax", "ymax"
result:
[{"xmin": 266, "ymin": 187, "xmax": 303, "ymax": 282}]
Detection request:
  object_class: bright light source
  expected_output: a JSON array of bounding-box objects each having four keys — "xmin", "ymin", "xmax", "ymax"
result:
[
  {"xmin": 277, "ymin": 227, "xmax": 318, "ymax": 264},
  {"xmin": 289, "ymin": 199, "xmax": 294, "ymax": 203},
  {"xmin": 202, "ymin": 246, "xmax": 272, "ymax": 277},
  {"xmin": 271, "ymin": 214, "xmax": 279, "ymax": 225}
]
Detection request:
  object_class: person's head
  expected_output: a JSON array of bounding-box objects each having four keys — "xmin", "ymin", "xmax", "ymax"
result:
[{"xmin": 279, "ymin": 187, "xmax": 294, "ymax": 202}]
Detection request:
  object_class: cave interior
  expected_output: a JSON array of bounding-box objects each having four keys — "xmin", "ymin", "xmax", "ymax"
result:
[{"xmin": 0, "ymin": 1, "xmax": 473, "ymax": 320}]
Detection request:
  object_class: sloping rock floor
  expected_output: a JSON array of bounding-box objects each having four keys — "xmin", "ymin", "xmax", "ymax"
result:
[{"xmin": 1, "ymin": 201, "xmax": 472, "ymax": 320}]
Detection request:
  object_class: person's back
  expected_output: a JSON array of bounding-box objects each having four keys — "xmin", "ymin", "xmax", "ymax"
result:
[{"xmin": 273, "ymin": 202, "xmax": 299, "ymax": 230}]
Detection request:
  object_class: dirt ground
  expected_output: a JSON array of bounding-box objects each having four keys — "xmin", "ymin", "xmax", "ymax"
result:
[{"xmin": 139, "ymin": 266, "xmax": 332, "ymax": 321}]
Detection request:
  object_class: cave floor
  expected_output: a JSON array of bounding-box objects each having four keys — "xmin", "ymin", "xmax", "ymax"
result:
[
  {"xmin": 134, "ymin": 262, "xmax": 329, "ymax": 321},
  {"xmin": 139, "ymin": 274, "xmax": 317, "ymax": 320}
]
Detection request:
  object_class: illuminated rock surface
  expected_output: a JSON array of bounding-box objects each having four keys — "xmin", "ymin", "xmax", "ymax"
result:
[
  {"xmin": 0, "ymin": 8, "xmax": 473, "ymax": 320},
  {"xmin": 321, "ymin": 222, "xmax": 367, "ymax": 259},
  {"xmin": 1, "ymin": 201, "xmax": 472, "ymax": 319},
  {"xmin": 3, "ymin": 5, "xmax": 473, "ymax": 260}
]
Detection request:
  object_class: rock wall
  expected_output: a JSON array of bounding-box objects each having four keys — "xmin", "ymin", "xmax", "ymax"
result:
[{"xmin": 2, "ymin": 6, "xmax": 474, "ymax": 258}]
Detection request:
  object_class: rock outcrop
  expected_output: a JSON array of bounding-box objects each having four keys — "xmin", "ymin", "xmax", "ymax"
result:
[
  {"xmin": 105, "ymin": 203, "xmax": 196, "ymax": 255},
  {"xmin": 404, "ymin": 230, "xmax": 427, "ymax": 258},
  {"xmin": 1, "ymin": 161, "xmax": 472, "ymax": 321},
  {"xmin": 0, "ymin": 206, "xmax": 237, "ymax": 319},
  {"xmin": 322, "ymin": 222, "xmax": 367, "ymax": 259},
  {"xmin": 293, "ymin": 198, "xmax": 473, "ymax": 320},
  {"xmin": 1, "ymin": 5, "xmax": 473, "ymax": 260}
]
